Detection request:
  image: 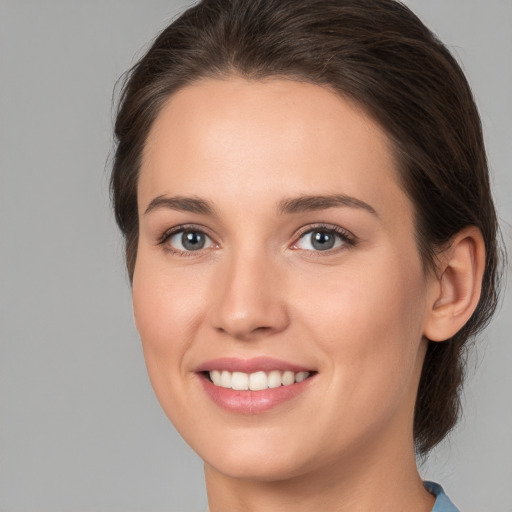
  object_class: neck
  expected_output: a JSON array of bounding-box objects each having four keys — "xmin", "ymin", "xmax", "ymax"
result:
[{"xmin": 204, "ymin": 424, "xmax": 434, "ymax": 512}]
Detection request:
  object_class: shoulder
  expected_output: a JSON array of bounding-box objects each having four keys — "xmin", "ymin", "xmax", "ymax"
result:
[{"xmin": 424, "ymin": 481, "xmax": 461, "ymax": 512}]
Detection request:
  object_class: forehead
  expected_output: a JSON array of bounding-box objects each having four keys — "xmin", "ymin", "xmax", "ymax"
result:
[{"xmin": 139, "ymin": 77, "xmax": 410, "ymax": 224}]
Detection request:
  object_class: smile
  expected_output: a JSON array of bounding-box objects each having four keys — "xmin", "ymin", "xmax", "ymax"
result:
[
  {"xmin": 196, "ymin": 357, "xmax": 316, "ymax": 413},
  {"xmin": 208, "ymin": 370, "xmax": 311, "ymax": 391}
]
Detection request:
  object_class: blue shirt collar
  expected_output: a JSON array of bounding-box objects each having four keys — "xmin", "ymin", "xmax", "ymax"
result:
[{"xmin": 424, "ymin": 481, "xmax": 460, "ymax": 512}]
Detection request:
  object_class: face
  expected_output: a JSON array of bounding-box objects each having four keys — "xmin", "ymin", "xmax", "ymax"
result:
[{"xmin": 133, "ymin": 77, "xmax": 435, "ymax": 482}]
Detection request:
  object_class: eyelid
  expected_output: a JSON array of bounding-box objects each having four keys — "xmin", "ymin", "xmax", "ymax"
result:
[
  {"xmin": 156, "ymin": 222, "xmax": 356, "ymax": 256},
  {"xmin": 158, "ymin": 224, "xmax": 218, "ymax": 256},
  {"xmin": 290, "ymin": 223, "xmax": 356, "ymax": 251}
]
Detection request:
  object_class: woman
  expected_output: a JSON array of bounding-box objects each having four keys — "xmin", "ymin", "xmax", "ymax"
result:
[{"xmin": 111, "ymin": 0, "xmax": 502, "ymax": 510}]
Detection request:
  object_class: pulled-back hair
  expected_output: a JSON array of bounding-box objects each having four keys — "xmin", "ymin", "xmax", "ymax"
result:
[{"xmin": 111, "ymin": 0, "xmax": 502, "ymax": 455}]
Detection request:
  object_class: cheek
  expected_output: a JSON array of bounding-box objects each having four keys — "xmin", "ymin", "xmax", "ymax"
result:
[
  {"xmin": 131, "ymin": 253, "xmax": 204, "ymax": 384},
  {"xmin": 131, "ymin": 254, "xmax": 214, "ymax": 432},
  {"xmin": 294, "ymin": 260, "xmax": 428, "ymax": 444},
  {"xmin": 294, "ymin": 250, "xmax": 427, "ymax": 391},
  {"xmin": 300, "ymin": 255, "xmax": 425, "ymax": 336}
]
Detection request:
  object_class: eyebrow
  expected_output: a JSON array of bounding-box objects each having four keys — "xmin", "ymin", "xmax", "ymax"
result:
[
  {"xmin": 144, "ymin": 195, "xmax": 216, "ymax": 216},
  {"xmin": 277, "ymin": 194, "xmax": 378, "ymax": 217},
  {"xmin": 144, "ymin": 193, "xmax": 378, "ymax": 217}
]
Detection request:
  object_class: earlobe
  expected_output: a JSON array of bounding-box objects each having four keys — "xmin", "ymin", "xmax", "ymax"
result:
[{"xmin": 423, "ymin": 226, "xmax": 486, "ymax": 342}]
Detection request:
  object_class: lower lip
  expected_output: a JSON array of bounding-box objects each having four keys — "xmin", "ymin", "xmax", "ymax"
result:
[{"xmin": 198, "ymin": 374, "xmax": 315, "ymax": 414}]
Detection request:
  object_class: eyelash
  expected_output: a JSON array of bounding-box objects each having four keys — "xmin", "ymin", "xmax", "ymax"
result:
[
  {"xmin": 157, "ymin": 224, "xmax": 215, "ymax": 257},
  {"xmin": 292, "ymin": 224, "xmax": 356, "ymax": 255},
  {"xmin": 157, "ymin": 223, "xmax": 356, "ymax": 257}
]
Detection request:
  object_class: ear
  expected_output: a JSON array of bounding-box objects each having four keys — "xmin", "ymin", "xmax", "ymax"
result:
[{"xmin": 423, "ymin": 226, "xmax": 486, "ymax": 342}]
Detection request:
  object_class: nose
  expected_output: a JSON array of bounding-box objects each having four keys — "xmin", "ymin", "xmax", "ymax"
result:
[{"xmin": 209, "ymin": 251, "xmax": 290, "ymax": 341}]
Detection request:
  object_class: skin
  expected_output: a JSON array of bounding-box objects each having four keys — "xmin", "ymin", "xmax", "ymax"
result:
[{"xmin": 133, "ymin": 77, "xmax": 483, "ymax": 512}]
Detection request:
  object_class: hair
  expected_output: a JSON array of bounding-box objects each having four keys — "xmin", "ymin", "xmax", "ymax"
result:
[{"xmin": 111, "ymin": 0, "xmax": 502, "ymax": 455}]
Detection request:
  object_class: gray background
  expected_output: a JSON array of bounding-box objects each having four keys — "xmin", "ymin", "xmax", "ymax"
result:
[{"xmin": 0, "ymin": 1, "xmax": 510, "ymax": 511}]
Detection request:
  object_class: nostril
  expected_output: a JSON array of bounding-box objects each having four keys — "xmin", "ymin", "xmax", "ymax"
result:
[{"xmin": 216, "ymin": 323, "xmax": 277, "ymax": 341}]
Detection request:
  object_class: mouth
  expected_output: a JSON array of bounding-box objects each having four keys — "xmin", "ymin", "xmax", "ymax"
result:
[
  {"xmin": 195, "ymin": 357, "xmax": 316, "ymax": 414},
  {"xmin": 204, "ymin": 369, "xmax": 312, "ymax": 391}
]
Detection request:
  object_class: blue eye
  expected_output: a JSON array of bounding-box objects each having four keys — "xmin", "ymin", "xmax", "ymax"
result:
[
  {"xmin": 165, "ymin": 229, "xmax": 215, "ymax": 252},
  {"xmin": 294, "ymin": 227, "xmax": 352, "ymax": 252},
  {"xmin": 160, "ymin": 224, "xmax": 353, "ymax": 255}
]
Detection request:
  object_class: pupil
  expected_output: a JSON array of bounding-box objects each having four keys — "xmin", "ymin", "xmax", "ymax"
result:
[
  {"xmin": 311, "ymin": 231, "xmax": 334, "ymax": 250},
  {"xmin": 182, "ymin": 231, "xmax": 205, "ymax": 250}
]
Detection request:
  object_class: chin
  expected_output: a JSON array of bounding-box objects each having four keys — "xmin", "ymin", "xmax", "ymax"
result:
[
  {"xmin": 205, "ymin": 451, "xmax": 311, "ymax": 483},
  {"xmin": 189, "ymin": 427, "xmax": 314, "ymax": 482}
]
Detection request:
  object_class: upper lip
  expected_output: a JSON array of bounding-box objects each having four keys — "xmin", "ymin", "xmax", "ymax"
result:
[{"xmin": 194, "ymin": 357, "xmax": 313, "ymax": 374}]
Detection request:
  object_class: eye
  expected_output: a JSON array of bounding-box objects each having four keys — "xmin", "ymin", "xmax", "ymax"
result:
[
  {"xmin": 162, "ymin": 227, "xmax": 215, "ymax": 254},
  {"xmin": 293, "ymin": 226, "xmax": 354, "ymax": 252}
]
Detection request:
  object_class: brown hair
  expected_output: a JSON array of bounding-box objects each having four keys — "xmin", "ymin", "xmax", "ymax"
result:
[{"xmin": 111, "ymin": 0, "xmax": 502, "ymax": 455}]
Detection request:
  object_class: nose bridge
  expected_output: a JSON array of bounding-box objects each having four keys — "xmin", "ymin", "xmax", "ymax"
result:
[{"xmin": 211, "ymin": 243, "xmax": 289, "ymax": 340}]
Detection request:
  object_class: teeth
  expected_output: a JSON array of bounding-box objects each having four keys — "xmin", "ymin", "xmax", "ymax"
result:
[
  {"xmin": 207, "ymin": 370, "xmax": 311, "ymax": 390},
  {"xmin": 249, "ymin": 371, "xmax": 268, "ymax": 391},
  {"xmin": 281, "ymin": 370, "xmax": 295, "ymax": 386},
  {"xmin": 231, "ymin": 371, "xmax": 249, "ymax": 390},
  {"xmin": 268, "ymin": 370, "xmax": 282, "ymax": 388},
  {"xmin": 210, "ymin": 370, "xmax": 221, "ymax": 386},
  {"xmin": 220, "ymin": 370, "xmax": 231, "ymax": 388},
  {"xmin": 295, "ymin": 371, "xmax": 309, "ymax": 383}
]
